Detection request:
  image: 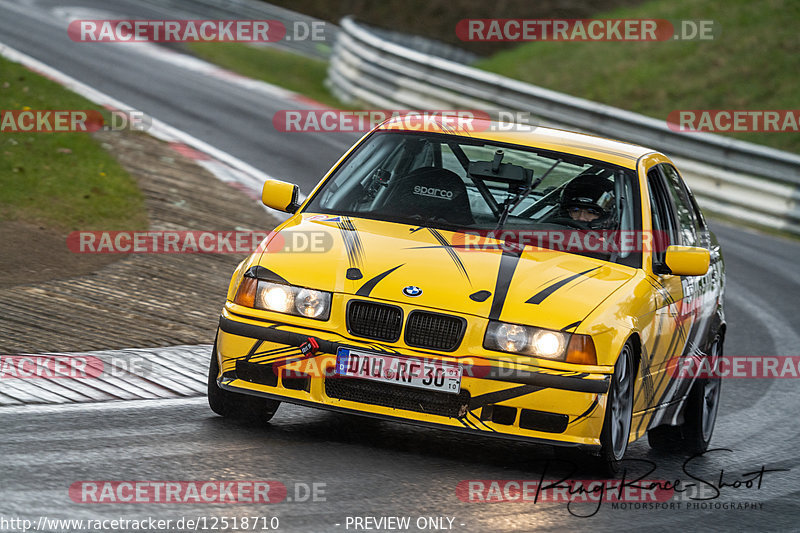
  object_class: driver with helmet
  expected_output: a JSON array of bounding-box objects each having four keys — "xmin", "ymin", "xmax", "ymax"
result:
[{"xmin": 560, "ymin": 173, "xmax": 616, "ymax": 227}]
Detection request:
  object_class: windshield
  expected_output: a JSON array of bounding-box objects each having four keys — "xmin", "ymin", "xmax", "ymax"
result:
[{"xmin": 304, "ymin": 131, "xmax": 641, "ymax": 265}]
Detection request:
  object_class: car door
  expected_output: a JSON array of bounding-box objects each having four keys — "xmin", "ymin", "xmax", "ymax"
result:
[
  {"xmin": 643, "ymin": 162, "xmax": 717, "ymax": 425},
  {"xmin": 660, "ymin": 163, "xmax": 722, "ymax": 363},
  {"xmin": 636, "ymin": 165, "xmax": 687, "ymax": 418}
]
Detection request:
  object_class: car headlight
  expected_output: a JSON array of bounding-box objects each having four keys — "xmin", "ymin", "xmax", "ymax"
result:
[
  {"xmin": 484, "ymin": 321, "xmax": 598, "ymax": 364},
  {"xmin": 234, "ymin": 278, "xmax": 331, "ymax": 320},
  {"xmin": 484, "ymin": 321, "xmax": 567, "ymax": 359}
]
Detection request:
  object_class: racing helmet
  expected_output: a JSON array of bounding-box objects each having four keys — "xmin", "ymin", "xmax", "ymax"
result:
[{"xmin": 560, "ymin": 173, "xmax": 616, "ymax": 226}]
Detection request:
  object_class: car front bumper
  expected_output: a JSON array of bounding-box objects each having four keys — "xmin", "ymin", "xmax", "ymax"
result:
[{"xmin": 214, "ymin": 308, "xmax": 613, "ymax": 449}]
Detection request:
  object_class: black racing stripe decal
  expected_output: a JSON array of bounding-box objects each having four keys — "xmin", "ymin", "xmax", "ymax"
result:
[
  {"xmin": 337, "ymin": 220, "xmax": 358, "ymax": 268},
  {"xmin": 639, "ymin": 344, "xmax": 655, "ymax": 405},
  {"xmin": 456, "ymin": 417, "xmax": 473, "ymax": 429},
  {"xmin": 461, "ymin": 417, "xmax": 481, "ymax": 430},
  {"xmin": 525, "ymin": 267, "xmax": 600, "ymax": 305},
  {"xmin": 427, "ymin": 228, "xmax": 471, "ymax": 283},
  {"xmin": 467, "ymin": 411, "xmax": 497, "ymax": 432},
  {"xmin": 650, "ymin": 321, "xmax": 686, "ymax": 396},
  {"xmin": 468, "ymin": 384, "xmax": 544, "ymax": 410},
  {"xmin": 227, "ymin": 312, "xmax": 416, "ymax": 356},
  {"xmin": 343, "ymin": 217, "xmax": 365, "ymax": 260},
  {"xmin": 488, "ymin": 250, "xmax": 523, "ymax": 321},
  {"xmin": 245, "ymin": 266, "xmax": 289, "ymax": 285},
  {"xmin": 250, "ymin": 348, "xmax": 305, "ymax": 364},
  {"xmin": 355, "ymin": 264, "xmax": 404, "ymax": 297},
  {"xmin": 267, "ymin": 352, "xmax": 321, "ymax": 367},
  {"xmin": 561, "ymin": 320, "xmax": 582, "ymax": 332},
  {"xmin": 244, "ymin": 339, "xmax": 266, "ymax": 362},
  {"xmin": 562, "ymin": 268, "xmax": 606, "ymax": 291},
  {"xmin": 337, "ymin": 217, "xmax": 364, "ymax": 268},
  {"xmin": 230, "ymin": 343, "xmax": 292, "ymax": 367},
  {"xmin": 228, "ymin": 311, "xmax": 335, "ymax": 337},
  {"xmin": 648, "ymin": 276, "xmax": 677, "ymax": 307},
  {"xmin": 636, "ymin": 321, "xmax": 688, "ymax": 435},
  {"xmin": 569, "ymin": 397, "xmax": 599, "ymax": 426},
  {"xmin": 634, "ymin": 321, "xmax": 667, "ymax": 436},
  {"xmin": 364, "ymin": 343, "xmax": 401, "ymax": 354},
  {"xmin": 251, "ymin": 345, "xmax": 300, "ymax": 360}
]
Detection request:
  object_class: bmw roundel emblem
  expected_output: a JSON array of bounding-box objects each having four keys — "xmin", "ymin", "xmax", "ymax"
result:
[{"xmin": 402, "ymin": 286, "xmax": 423, "ymax": 297}]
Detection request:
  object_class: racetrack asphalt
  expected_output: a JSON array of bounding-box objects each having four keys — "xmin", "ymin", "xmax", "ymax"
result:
[{"xmin": 1, "ymin": 0, "xmax": 800, "ymax": 531}]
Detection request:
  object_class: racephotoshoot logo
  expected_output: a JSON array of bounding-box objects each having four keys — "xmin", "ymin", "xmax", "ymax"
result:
[
  {"xmin": 456, "ymin": 19, "xmax": 719, "ymax": 42},
  {"xmin": 667, "ymin": 110, "xmax": 800, "ymax": 133}
]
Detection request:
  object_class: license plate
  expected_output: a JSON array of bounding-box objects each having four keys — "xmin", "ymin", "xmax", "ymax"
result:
[{"xmin": 335, "ymin": 348, "xmax": 462, "ymax": 394}]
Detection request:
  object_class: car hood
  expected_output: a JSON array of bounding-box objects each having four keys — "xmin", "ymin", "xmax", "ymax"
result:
[{"xmin": 255, "ymin": 214, "xmax": 636, "ymax": 330}]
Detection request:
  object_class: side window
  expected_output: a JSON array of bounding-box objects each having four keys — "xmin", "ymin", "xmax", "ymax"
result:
[
  {"xmin": 647, "ymin": 169, "xmax": 677, "ymax": 268},
  {"xmin": 660, "ymin": 164, "xmax": 699, "ymax": 247}
]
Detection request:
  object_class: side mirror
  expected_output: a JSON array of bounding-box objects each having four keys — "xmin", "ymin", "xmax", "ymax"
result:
[
  {"xmin": 261, "ymin": 179, "xmax": 301, "ymax": 213},
  {"xmin": 664, "ymin": 245, "xmax": 710, "ymax": 276}
]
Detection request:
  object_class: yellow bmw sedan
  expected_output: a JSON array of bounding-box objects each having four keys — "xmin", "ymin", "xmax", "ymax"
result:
[{"xmin": 208, "ymin": 117, "xmax": 725, "ymax": 472}]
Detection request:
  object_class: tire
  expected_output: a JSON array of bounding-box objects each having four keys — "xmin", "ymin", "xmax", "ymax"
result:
[
  {"xmin": 207, "ymin": 344, "xmax": 280, "ymax": 422},
  {"xmin": 648, "ymin": 333, "xmax": 723, "ymax": 454},
  {"xmin": 597, "ymin": 341, "xmax": 636, "ymax": 475}
]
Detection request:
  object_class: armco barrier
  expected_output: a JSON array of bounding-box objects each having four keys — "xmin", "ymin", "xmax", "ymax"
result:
[{"xmin": 327, "ymin": 17, "xmax": 800, "ymax": 235}]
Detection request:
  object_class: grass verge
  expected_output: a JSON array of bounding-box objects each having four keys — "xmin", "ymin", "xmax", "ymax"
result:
[
  {"xmin": 475, "ymin": 0, "xmax": 799, "ymax": 153},
  {"xmin": 0, "ymin": 57, "xmax": 147, "ymax": 231}
]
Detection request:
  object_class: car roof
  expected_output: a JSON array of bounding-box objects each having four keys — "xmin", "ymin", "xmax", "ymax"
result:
[{"xmin": 376, "ymin": 116, "xmax": 657, "ymax": 169}]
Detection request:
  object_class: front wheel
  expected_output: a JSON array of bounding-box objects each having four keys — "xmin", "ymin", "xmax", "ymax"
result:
[
  {"xmin": 597, "ymin": 342, "xmax": 635, "ymax": 474},
  {"xmin": 207, "ymin": 344, "xmax": 280, "ymax": 422}
]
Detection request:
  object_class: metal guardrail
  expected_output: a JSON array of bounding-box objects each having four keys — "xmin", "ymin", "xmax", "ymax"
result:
[{"xmin": 327, "ymin": 17, "xmax": 800, "ymax": 235}]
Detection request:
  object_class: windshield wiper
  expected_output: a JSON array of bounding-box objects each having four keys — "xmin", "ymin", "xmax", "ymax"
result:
[{"xmin": 494, "ymin": 159, "xmax": 562, "ymax": 232}]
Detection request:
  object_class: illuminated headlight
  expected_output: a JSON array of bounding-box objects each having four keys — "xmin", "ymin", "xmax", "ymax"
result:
[
  {"xmin": 484, "ymin": 321, "xmax": 567, "ymax": 360},
  {"xmin": 241, "ymin": 280, "xmax": 331, "ymax": 320}
]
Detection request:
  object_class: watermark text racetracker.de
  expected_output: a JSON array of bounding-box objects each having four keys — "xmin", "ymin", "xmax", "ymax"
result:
[
  {"xmin": 0, "ymin": 355, "xmax": 151, "ymax": 379},
  {"xmin": 68, "ymin": 19, "xmax": 329, "ymax": 43},
  {"xmin": 453, "ymin": 230, "xmax": 669, "ymax": 254},
  {"xmin": 456, "ymin": 19, "xmax": 720, "ymax": 42},
  {"xmin": 67, "ymin": 230, "xmax": 666, "ymax": 255},
  {"xmin": 667, "ymin": 109, "xmax": 800, "ymax": 132},
  {"xmin": 69, "ymin": 480, "xmax": 325, "ymax": 504},
  {"xmin": 668, "ymin": 355, "xmax": 800, "ymax": 379},
  {"xmin": 0, "ymin": 109, "xmax": 149, "ymax": 133},
  {"xmin": 272, "ymin": 110, "xmax": 537, "ymax": 133},
  {"xmin": 67, "ymin": 230, "xmax": 332, "ymax": 254}
]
